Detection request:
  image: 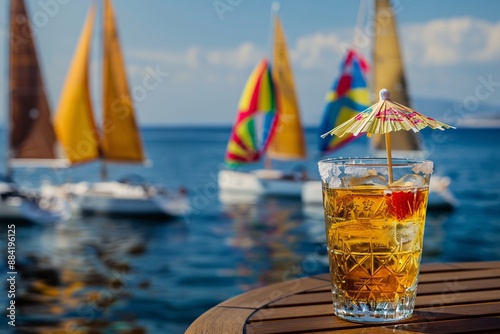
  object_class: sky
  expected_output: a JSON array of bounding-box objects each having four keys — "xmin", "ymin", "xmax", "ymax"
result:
[{"xmin": 1, "ymin": 0, "xmax": 500, "ymax": 126}]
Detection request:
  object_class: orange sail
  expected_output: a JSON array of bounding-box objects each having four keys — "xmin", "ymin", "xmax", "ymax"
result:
[
  {"xmin": 9, "ymin": 0, "xmax": 57, "ymax": 162},
  {"xmin": 54, "ymin": 5, "xmax": 100, "ymax": 164},
  {"xmin": 371, "ymin": 0, "xmax": 420, "ymax": 152},
  {"xmin": 267, "ymin": 16, "xmax": 307, "ymax": 160},
  {"xmin": 101, "ymin": 0, "xmax": 145, "ymax": 163}
]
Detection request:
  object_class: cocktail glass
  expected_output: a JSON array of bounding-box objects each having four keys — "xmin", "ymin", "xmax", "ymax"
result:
[{"xmin": 318, "ymin": 158, "xmax": 433, "ymax": 323}]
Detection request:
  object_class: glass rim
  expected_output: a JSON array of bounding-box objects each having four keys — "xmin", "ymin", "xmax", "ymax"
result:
[{"xmin": 318, "ymin": 157, "xmax": 433, "ymax": 168}]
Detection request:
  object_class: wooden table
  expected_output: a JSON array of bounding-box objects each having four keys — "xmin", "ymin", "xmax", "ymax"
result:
[{"xmin": 186, "ymin": 261, "xmax": 500, "ymax": 333}]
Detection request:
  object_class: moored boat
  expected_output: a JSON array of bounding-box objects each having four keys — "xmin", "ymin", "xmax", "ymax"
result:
[
  {"xmin": 219, "ymin": 10, "xmax": 309, "ymax": 198},
  {"xmin": 45, "ymin": 1, "xmax": 189, "ymax": 218},
  {"xmin": 2, "ymin": 0, "xmax": 70, "ymax": 223},
  {"xmin": 301, "ymin": 0, "xmax": 457, "ymax": 212}
]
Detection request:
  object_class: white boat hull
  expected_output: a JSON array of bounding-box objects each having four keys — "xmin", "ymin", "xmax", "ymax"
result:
[
  {"xmin": 1, "ymin": 186, "xmax": 69, "ymax": 224},
  {"xmin": 54, "ymin": 182, "xmax": 189, "ymax": 218},
  {"xmin": 0, "ymin": 197, "xmax": 26, "ymax": 220},
  {"xmin": 74, "ymin": 195, "xmax": 163, "ymax": 215},
  {"xmin": 218, "ymin": 170, "xmax": 306, "ymax": 197},
  {"xmin": 301, "ymin": 176, "xmax": 457, "ymax": 211}
]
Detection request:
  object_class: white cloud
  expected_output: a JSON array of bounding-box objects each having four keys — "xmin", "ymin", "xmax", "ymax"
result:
[
  {"xmin": 129, "ymin": 42, "xmax": 264, "ymax": 74},
  {"xmin": 291, "ymin": 32, "xmax": 343, "ymax": 69},
  {"xmin": 134, "ymin": 16, "xmax": 500, "ymax": 73},
  {"xmin": 288, "ymin": 17, "xmax": 500, "ymax": 69},
  {"xmin": 184, "ymin": 46, "xmax": 201, "ymax": 68},
  {"xmin": 128, "ymin": 35, "xmax": 344, "ymax": 74},
  {"xmin": 127, "ymin": 16, "xmax": 500, "ymax": 80},
  {"xmin": 403, "ymin": 17, "xmax": 500, "ymax": 66},
  {"xmin": 113, "ymin": 16, "xmax": 500, "ymax": 125},
  {"xmin": 206, "ymin": 42, "xmax": 263, "ymax": 69}
]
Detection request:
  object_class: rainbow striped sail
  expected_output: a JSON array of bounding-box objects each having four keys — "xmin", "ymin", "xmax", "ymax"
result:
[
  {"xmin": 225, "ymin": 59, "xmax": 279, "ymax": 166},
  {"xmin": 319, "ymin": 49, "xmax": 370, "ymax": 154}
]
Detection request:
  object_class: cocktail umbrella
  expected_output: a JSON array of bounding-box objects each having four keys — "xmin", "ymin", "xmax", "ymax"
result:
[{"xmin": 321, "ymin": 89, "xmax": 455, "ymax": 183}]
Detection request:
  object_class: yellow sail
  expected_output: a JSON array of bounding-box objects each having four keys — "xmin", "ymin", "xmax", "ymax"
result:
[
  {"xmin": 371, "ymin": 0, "xmax": 421, "ymax": 152},
  {"xmin": 267, "ymin": 16, "xmax": 307, "ymax": 160},
  {"xmin": 54, "ymin": 5, "xmax": 100, "ymax": 164},
  {"xmin": 101, "ymin": 0, "xmax": 145, "ymax": 162}
]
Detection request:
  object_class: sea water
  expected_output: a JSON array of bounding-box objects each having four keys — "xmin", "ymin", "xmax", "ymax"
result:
[{"xmin": 0, "ymin": 127, "xmax": 499, "ymax": 333}]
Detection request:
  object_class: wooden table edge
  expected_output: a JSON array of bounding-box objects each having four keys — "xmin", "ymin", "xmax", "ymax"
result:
[{"xmin": 185, "ymin": 261, "xmax": 500, "ymax": 334}]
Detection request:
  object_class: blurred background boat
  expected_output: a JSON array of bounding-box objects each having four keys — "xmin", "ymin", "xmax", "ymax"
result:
[
  {"xmin": 301, "ymin": 0, "xmax": 457, "ymax": 212},
  {"xmin": 41, "ymin": 0, "xmax": 189, "ymax": 218},
  {"xmin": 0, "ymin": 175, "xmax": 69, "ymax": 223},
  {"xmin": 219, "ymin": 8, "xmax": 311, "ymax": 197},
  {"xmin": 1, "ymin": 0, "xmax": 70, "ymax": 223}
]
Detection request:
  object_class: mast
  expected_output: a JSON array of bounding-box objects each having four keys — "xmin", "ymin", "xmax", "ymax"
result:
[
  {"xmin": 99, "ymin": 0, "xmax": 107, "ymax": 181},
  {"xmin": 371, "ymin": 0, "xmax": 421, "ymax": 153},
  {"xmin": 8, "ymin": 0, "xmax": 58, "ymax": 175},
  {"xmin": 5, "ymin": 0, "xmax": 12, "ymax": 178},
  {"xmin": 263, "ymin": 2, "xmax": 278, "ymax": 171}
]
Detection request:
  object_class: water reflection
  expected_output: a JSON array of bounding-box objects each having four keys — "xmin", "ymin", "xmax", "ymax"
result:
[
  {"xmin": 14, "ymin": 217, "xmax": 176, "ymax": 333},
  {"xmin": 6, "ymin": 191, "xmax": 454, "ymax": 334},
  {"xmin": 219, "ymin": 191, "xmax": 326, "ymax": 291},
  {"xmin": 422, "ymin": 212, "xmax": 448, "ymax": 261}
]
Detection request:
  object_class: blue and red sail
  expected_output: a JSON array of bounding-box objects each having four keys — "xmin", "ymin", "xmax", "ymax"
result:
[{"xmin": 319, "ymin": 49, "xmax": 370, "ymax": 154}]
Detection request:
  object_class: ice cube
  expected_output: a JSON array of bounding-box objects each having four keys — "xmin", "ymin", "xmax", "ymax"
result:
[
  {"xmin": 319, "ymin": 164, "xmax": 342, "ymax": 187},
  {"xmin": 346, "ymin": 174, "xmax": 388, "ymax": 187},
  {"xmin": 412, "ymin": 161, "xmax": 433, "ymax": 175},
  {"xmin": 396, "ymin": 222, "xmax": 419, "ymax": 250},
  {"xmin": 391, "ymin": 174, "xmax": 426, "ymax": 188}
]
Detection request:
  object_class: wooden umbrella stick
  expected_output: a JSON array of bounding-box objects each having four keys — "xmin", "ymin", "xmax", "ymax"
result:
[{"xmin": 385, "ymin": 133, "xmax": 393, "ymax": 183}]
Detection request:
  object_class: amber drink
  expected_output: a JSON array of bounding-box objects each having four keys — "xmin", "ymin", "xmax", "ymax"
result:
[{"xmin": 318, "ymin": 158, "xmax": 433, "ymax": 323}]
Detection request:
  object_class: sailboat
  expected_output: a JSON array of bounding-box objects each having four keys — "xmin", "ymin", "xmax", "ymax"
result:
[
  {"xmin": 301, "ymin": 0, "xmax": 457, "ymax": 210},
  {"xmin": 1, "ymin": 0, "xmax": 70, "ymax": 223},
  {"xmin": 218, "ymin": 13, "xmax": 309, "ymax": 198},
  {"xmin": 43, "ymin": 1, "xmax": 189, "ymax": 217}
]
